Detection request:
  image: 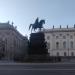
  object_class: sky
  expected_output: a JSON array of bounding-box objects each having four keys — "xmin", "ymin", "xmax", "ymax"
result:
[{"xmin": 0, "ymin": 0, "xmax": 75, "ymax": 37}]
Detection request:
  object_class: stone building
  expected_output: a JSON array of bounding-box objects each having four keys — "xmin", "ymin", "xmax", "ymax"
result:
[
  {"xmin": 0, "ymin": 22, "xmax": 28, "ymax": 60},
  {"xmin": 43, "ymin": 25, "xmax": 75, "ymax": 57}
]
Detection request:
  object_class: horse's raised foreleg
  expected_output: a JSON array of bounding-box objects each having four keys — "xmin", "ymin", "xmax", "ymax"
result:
[{"xmin": 31, "ymin": 28, "xmax": 32, "ymax": 33}]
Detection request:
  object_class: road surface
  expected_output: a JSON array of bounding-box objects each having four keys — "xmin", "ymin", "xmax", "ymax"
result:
[{"xmin": 0, "ymin": 63, "xmax": 75, "ymax": 75}]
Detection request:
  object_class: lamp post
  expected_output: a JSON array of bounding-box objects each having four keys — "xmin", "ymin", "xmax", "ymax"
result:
[
  {"xmin": 68, "ymin": 48, "xmax": 69, "ymax": 57},
  {"xmin": 67, "ymin": 38, "xmax": 70, "ymax": 61},
  {"xmin": 68, "ymin": 39, "xmax": 69, "ymax": 57}
]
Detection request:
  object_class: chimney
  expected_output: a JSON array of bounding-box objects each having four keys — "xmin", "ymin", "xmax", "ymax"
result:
[
  {"xmin": 7, "ymin": 21, "xmax": 9, "ymax": 24},
  {"xmin": 74, "ymin": 24, "xmax": 75, "ymax": 28},
  {"xmin": 60, "ymin": 25, "xmax": 61, "ymax": 29},
  {"xmin": 15, "ymin": 26, "xmax": 17, "ymax": 29},
  {"xmin": 12, "ymin": 21, "xmax": 14, "ymax": 26},
  {"xmin": 67, "ymin": 25, "xmax": 68, "ymax": 29},
  {"xmin": 53, "ymin": 25, "xmax": 54, "ymax": 29}
]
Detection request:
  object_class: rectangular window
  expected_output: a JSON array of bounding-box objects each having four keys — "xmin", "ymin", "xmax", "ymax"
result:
[
  {"xmin": 71, "ymin": 52, "xmax": 74, "ymax": 56},
  {"xmin": 63, "ymin": 41, "xmax": 66, "ymax": 49},
  {"xmin": 57, "ymin": 52, "xmax": 59, "ymax": 56},
  {"xmin": 64, "ymin": 52, "xmax": 66, "ymax": 56},
  {"xmin": 70, "ymin": 41, "xmax": 73, "ymax": 49},
  {"xmin": 56, "ymin": 42, "xmax": 59, "ymax": 49}
]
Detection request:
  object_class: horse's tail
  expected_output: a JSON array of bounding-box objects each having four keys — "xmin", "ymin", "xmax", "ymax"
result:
[{"xmin": 29, "ymin": 24, "xmax": 32, "ymax": 30}]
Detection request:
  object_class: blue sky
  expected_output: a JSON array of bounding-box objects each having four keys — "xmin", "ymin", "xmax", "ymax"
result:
[{"xmin": 0, "ymin": 0, "xmax": 75, "ymax": 37}]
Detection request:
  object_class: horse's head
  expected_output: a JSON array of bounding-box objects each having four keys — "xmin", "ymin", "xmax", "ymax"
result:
[{"xmin": 40, "ymin": 20, "xmax": 45, "ymax": 24}]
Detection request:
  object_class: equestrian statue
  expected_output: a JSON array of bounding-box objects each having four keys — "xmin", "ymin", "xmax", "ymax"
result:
[{"xmin": 29, "ymin": 18, "xmax": 45, "ymax": 33}]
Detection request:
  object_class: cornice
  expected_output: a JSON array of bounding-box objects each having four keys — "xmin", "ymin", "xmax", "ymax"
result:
[{"xmin": 43, "ymin": 28, "xmax": 75, "ymax": 33}]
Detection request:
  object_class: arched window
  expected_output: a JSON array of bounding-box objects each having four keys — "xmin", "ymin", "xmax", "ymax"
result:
[
  {"xmin": 56, "ymin": 42, "xmax": 59, "ymax": 49},
  {"xmin": 57, "ymin": 52, "xmax": 59, "ymax": 56},
  {"xmin": 63, "ymin": 41, "xmax": 66, "ymax": 49},
  {"xmin": 70, "ymin": 41, "xmax": 73, "ymax": 49},
  {"xmin": 71, "ymin": 52, "xmax": 74, "ymax": 56},
  {"xmin": 64, "ymin": 52, "xmax": 67, "ymax": 56}
]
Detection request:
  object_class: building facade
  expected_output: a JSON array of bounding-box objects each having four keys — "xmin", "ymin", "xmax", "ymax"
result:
[
  {"xmin": 43, "ymin": 26, "xmax": 75, "ymax": 57},
  {"xmin": 0, "ymin": 22, "xmax": 28, "ymax": 60}
]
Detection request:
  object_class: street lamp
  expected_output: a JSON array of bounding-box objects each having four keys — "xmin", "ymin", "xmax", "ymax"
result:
[
  {"xmin": 67, "ymin": 37, "xmax": 69, "ymax": 57},
  {"xmin": 68, "ymin": 48, "xmax": 69, "ymax": 57},
  {"xmin": 67, "ymin": 37, "xmax": 70, "ymax": 61}
]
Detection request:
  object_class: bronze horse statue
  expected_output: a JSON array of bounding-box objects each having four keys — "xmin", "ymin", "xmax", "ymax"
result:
[{"xmin": 29, "ymin": 18, "xmax": 45, "ymax": 33}]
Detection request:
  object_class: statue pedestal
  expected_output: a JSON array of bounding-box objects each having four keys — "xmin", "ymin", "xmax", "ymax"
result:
[{"xmin": 28, "ymin": 32, "xmax": 49, "ymax": 62}]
